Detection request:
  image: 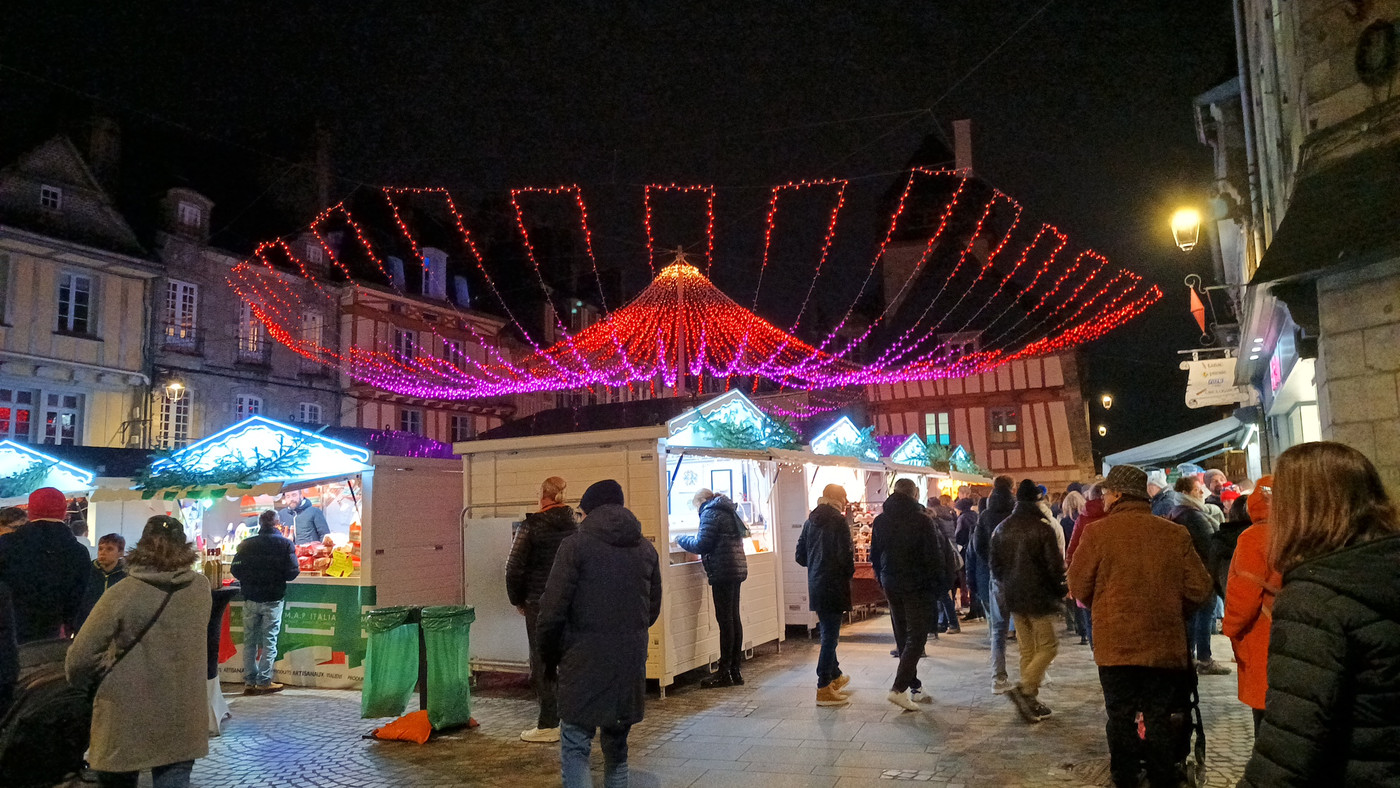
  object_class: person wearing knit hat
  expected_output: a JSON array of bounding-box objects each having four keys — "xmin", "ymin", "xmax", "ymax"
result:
[
  {"xmin": 989, "ymin": 480, "xmax": 1068, "ymax": 723},
  {"xmin": 579, "ymin": 479, "xmax": 624, "ymax": 514},
  {"xmin": 1068, "ymin": 467, "xmax": 1213, "ymax": 787},
  {"xmin": 0, "ymin": 487, "xmax": 89, "ymax": 643},
  {"xmin": 1223, "ymin": 476, "xmax": 1278, "ymax": 732},
  {"xmin": 797, "ymin": 483, "xmax": 855, "ymax": 705},
  {"xmin": 506, "ymin": 477, "xmax": 578, "ymax": 742}
]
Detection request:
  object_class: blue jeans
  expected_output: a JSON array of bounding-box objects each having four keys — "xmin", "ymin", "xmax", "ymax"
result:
[
  {"xmin": 936, "ymin": 590, "xmax": 958, "ymax": 631},
  {"xmin": 972, "ymin": 555, "xmax": 1008, "ymax": 680},
  {"xmin": 1188, "ymin": 595, "xmax": 1215, "ymax": 662},
  {"xmin": 97, "ymin": 761, "xmax": 193, "ymax": 788},
  {"xmin": 561, "ymin": 721, "xmax": 630, "ymax": 788},
  {"xmin": 242, "ymin": 599, "xmax": 284, "ymax": 686},
  {"xmin": 1076, "ymin": 604, "xmax": 1093, "ymax": 648},
  {"xmin": 815, "ymin": 610, "xmax": 843, "ymax": 688}
]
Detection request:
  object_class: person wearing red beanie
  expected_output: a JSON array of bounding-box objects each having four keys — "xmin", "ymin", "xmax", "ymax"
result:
[{"xmin": 0, "ymin": 487, "xmax": 89, "ymax": 641}]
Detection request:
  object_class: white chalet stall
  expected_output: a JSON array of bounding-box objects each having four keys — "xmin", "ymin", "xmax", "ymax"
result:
[{"xmin": 456, "ymin": 391, "xmax": 788, "ymax": 691}]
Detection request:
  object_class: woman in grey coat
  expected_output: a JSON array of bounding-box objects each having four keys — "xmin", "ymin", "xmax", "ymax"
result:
[{"xmin": 67, "ymin": 515, "xmax": 212, "ymax": 788}]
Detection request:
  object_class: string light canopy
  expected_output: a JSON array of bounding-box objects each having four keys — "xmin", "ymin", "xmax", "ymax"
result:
[{"xmin": 227, "ymin": 170, "xmax": 1161, "ymax": 400}]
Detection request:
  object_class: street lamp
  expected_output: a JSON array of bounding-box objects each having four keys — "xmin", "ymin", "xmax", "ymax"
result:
[
  {"xmin": 1100, "ymin": 393, "xmax": 1113, "ymax": 409},
  {"xmin": 163, "ymin": 379, "xmax": 186, "ymax": 403},
  {"xmin": 1171, "ymin": 208, "xmax": 1202, "ymax": 252},
  {"xmin": 1097, "ymin": 424, "xmax": 1108, "ymax": 437}
]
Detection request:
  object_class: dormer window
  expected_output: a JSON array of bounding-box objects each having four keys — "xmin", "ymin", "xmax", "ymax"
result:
[
  {"xmin": 177, "ymin": 201, "xmax": 203, "ymax": 228},
  {"xmin": 306, "ymin": 243, "xmax": 324, "ymax": 265},
  {"xmin": 40, "ymin": 185, "xmax": 62, "ymax": 211}
]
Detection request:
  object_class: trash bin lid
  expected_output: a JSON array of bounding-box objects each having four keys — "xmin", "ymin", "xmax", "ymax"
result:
[
  {"xmin": 419, "ymin": 605, "xmax": 476, "ymax": 630},
  {"xmin": 364, "ymin": 605, "xmax": 417, "ymax": 633}
]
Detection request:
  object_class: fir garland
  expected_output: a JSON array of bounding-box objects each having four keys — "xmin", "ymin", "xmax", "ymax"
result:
[
  {"xmin": 822, "ymin": 425, "xmax": 882, "ymax": 461},
  {"xmin": 135, "ymin": 435, "xmax": 311, "ymax": 494},
  {"xmin": 693, "ymin": 411, "xmax": 801, "ymax": 451},
  {"xmin": 925, "ymin": 441, "xmax": 952, "ymax": 473},
  {"xmin": 0, "ymin": 462, "xmax": 54, "ymax": 499}
]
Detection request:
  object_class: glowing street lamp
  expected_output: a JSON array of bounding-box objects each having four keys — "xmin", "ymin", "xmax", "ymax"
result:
[
  {"xmin": 163, "ymin": 379, "xmax": 186, "ymax": 403},
  {"xmin": 1100, "ymin": 393, "xmax": 1113, "ymax": 409},
  {"xmin": 1097, "ymin": 424, "xmax": 1108, "ymax": 437},
  {"xmin": 1171, "ymin": 208, "xmax": 1202, "ymax": 252}
]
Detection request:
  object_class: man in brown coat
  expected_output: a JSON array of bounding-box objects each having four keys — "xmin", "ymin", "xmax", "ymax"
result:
[{"xmin": 1068, "ymin": 464, "xmax": 1213, "ymax": 788}]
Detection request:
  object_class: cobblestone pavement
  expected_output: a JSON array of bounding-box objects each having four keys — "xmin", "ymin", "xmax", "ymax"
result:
[{"xmin": 183, "ymin": 615, "xmax": 1255, "ymax": 787}]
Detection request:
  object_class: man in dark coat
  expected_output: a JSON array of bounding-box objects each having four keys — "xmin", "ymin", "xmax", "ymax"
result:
[
  {"xmin": 796, "ymin": 483, "xmax": 855, "ymax": 705},
  {"xmin": 954, "ymin": 498, "xmax": 982, "ymax": 619},
  {"xmin": 989, "ymin": 480, "xmax": 1068, "ymax": 723},
  {"xmin": 676, "ymin": 490, "xmax": 748, "ymax": 687},
  {"xmin": 277, "ymin": 489, "xmax": 330, "ymax": 545},
  {"xmin": 0, "ymin": 487, "xmax": 89, "ymax": 643},
  {"xmin": 505, "ymin": 476, "xmax": 576, "ymax": 743},
  {"xmin": 870, "ymin": 478, "xmax": 946, "ymax": 710},
  {"xmin": 972, "ymin": 475, "xmax": 1015, "ymax": 692},
  {"xmin": 230, "ymin": 510, "xmax": 300, "ymax": 694},
  {"xmin": 1167, "ymin": 476, "xmax": 1231, "ymax": 676},
  {"xmin": 539, "ymin": 479, "xmax": 662, "ymax": 788}
]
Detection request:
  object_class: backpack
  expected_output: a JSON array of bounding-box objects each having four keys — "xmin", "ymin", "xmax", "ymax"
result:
[
  {"xmin": 0, "ymin": 640, "xmax": 92, "ymax": 787},
  {"xmin": 932, "ymin": 530, "xmax": 961, "ymax": 593}
]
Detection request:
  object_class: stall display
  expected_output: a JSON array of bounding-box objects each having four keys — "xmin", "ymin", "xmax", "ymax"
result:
[
  {"xmin": 458, "ymin": 390, "xmax": 790, "ymax": 692},
  {"xmin": 89, "ymin": 416, "xmax": 463, "ymax": 689}
]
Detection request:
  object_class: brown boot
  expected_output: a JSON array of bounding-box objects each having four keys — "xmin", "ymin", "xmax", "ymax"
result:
[{"xmin": 816, "ymin": 685, "xmax": 849, "ymax": 706}]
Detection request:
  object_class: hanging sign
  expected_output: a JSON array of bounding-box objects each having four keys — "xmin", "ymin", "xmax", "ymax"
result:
[{"xmin": 1181, "ymin": 357, "xmax": 1256, "ymax": 408}]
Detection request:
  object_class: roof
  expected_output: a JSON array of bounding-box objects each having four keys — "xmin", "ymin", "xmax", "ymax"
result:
[
  {"xmin": 37, "ymin": 444, "xmax": 154, "ymax": 479},
  {"xmin": 1102, "ymin": 414, "xmax": 1255, "ymax": 473},
  {"xmin": 1254, "ymin": 137, "xmax": 1400, "ymax": 285},
  {"xmin": 475, "ymin": 397, "xmax": 709, "ymax": 440}
]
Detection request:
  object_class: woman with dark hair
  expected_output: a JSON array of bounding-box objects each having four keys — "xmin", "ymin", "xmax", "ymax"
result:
[
  {"xmin": 677, "ymin": 488, "xmax": 749, "ymax": 688},
  {"xmin": 67, "ymin": 515, "xmax": 212, "ymax": 788},
  {"xmin": 1241, "ymin": 443, "xmax": 1400, "ymax": 787}
]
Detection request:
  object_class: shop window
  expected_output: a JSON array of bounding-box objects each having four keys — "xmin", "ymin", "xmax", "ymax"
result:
[
  {"xmin": 399, "ymin": 408, "xmax": 423, "ymax": 435},
  {"xmin": 989, "ymin": 407, "xmax": 1019, "ymax": 445},
  {"xmin": 42, "ymin": 393, "xmax": 81, "ymax": 445},
  {"xmin": 57, "ymin": 272, "xmax": 95, "ymax": 335},
  {"xmin": 0, "ymin": 389, "xmax": 34, "ymax": 441},
  {"xmin": 450, "ymin": 414, "xmax": 474, "ymax": 442},
  {"xmin": 298, "ymin": 402, "xmax": 323, "ymax": 425},
  {"xmin": 235, "ymin": 395, "xmax": 262, "ymax": 420},
  {"xmin": 40, "ymin": 185, "xmax": 62, "ymax": 210},
  {"xmin": 157, "ymin": 392, "xmax": 191, "ymax": 449},
  {"xmin": 924, "ymin": 411, "xmax": 951, "ymax": 446}
]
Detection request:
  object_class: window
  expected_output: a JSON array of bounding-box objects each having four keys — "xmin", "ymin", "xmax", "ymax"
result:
[
  {"xmin": 989, "ymin": 407, "xmax": 1019, "ymax": 445},
  {"xmin": 422, "ymin": 248, "xmax": 447, "ymax": 299},
  {"xmin": 235, "ymin": 395, "xmax": 262, "ymax": 420},
  {"xmin": 0, "ymin": 253, "xmax": 10, "ymax": 324},
  {"xmin": 0, "ymin": 389, "xmax": 34, "ymax": 441},
  {"xmin": 157, "ymin": 393, "xmax": 191, "ymax": 449},
  {"xmin": 238, "ymin": 300, "xmax": 265, "ymax": 359},
  {"xmin": 177, "ymin": 201, "xmax": 203, "ymax": 228},
  {"xmin": 940, "ymin": 330, "xmax": 981, "ymax": 359},
  {"xmin": 42, "ymin": 393, "xmax": 81, "ymax": 445},
  {"xmin": 164, "ymin": 280, "xmax": 198, "ymax": 346},
  {"xmin": 306, "ymin": 243, "xmax": 323, "ymax": 265},
  {"xmin": 442, "ymin": 338, "xmax": 465, "ymax": 366},
  {"xmin": 924, "ymin": 411, "xmax": 951, "ymax": 446},
  {"xmin": 40, "ymin": 185, "xmax": 62, "ymax": 210},
  {"xmin": 399, "ymin": 408, "xmax": 423, "ymax": 435},
  {"xmin": 57, "ymin": 272, "xmax": 94, "ymax": 334},
  {"xmin": 451, "ymin": 414, "xmax": 474, "ymax": 442},
  {"xmin": 300, "ymin": 310, "xmax": 323, "ymax": 346},
  {"xmin": 298, "ymin": 402, "xmax": 323, "ymax": 425},
  {"xmin": 393, "ymin": 328, "xmax": 416, "ymax": 361}
]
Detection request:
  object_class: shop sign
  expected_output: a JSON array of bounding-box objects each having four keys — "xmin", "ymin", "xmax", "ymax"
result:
[
  {"xmin": 1181, "ymin": 357, "xmax": 1256, "ymax": 409},
  {"xmin": 221, "ymin": 583, "xmax": 377, "ymax": 688}
]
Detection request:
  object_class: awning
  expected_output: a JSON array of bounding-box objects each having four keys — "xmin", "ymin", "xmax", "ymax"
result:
[
  {"xmin": 91, "ymin": 481, "xmax": 283, "ymax": 502},
  {"xmin": 1102, "ymin": 416, "xmax": 1255, "ymax": 473}
]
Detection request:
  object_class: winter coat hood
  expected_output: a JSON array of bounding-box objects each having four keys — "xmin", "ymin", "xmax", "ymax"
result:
[
  {"xmin": 1289, "ymin": 534, "xmax": 1400, "ymax": 619},
  {"xmin": 881, "ymin": 491, "xmax": 924, "ymax": 519},
  {"xmin": 124, "ymin": 565, "xmax": 202, "ymax": 592},
  {"xmin": 984, "ymin": 486, "xmax": 1014, "ymax": 516},
  {"xmin": 533, "ymin": 504, "xmax": 577, "ymax": 531},
  {"xmin": 581, "ymin": 504, "xmax": 644, "ymax": 547}
]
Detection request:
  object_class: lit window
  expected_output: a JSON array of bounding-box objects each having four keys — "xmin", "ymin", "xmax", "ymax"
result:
[
  {"xmin": 57, "ymin": 272, "xmax": 94, "ymax": 334},
  {"xmin": 924, "ymin": 411, "xmax": 951, "ymax": 446},
  {"xmin": 989, "ymin": 407, "xmax": 1019, "ymax": 445},
  {"xmin": 0, "ymin": 389, "xmax": 35, "ymax": 442},
  {"xmin": 399, "ymin": 408, "xmax": 423, "ymax": 435},
  {"xmin": 164, "ymin": 280, "xmax": 198, "ymax": 346},
  {"xmin": 40, "ymin": 185, "xmax": 62, "ymax": 210},
  {"xmin": 42, "ymin": 393, "xmax": 81, "ymax": 446},
  {"xmin": 298, "ymin": 402, "xmax": 323, "ymax": 424},
  {"xmin": 157, "ymin": 392, "xmax": 191, "ymax": 449},
  {"xmin": 235, "ymin": 395, "xmax": 262, "ymax": 420},
  {"xmin": 177, "ymin": 201, "xmax": 203, "ymax": 228},
  {"xmin": 238, "ymin": 300, "xmax": 265, "ymax": 358},
  {"xmin": 393, "ymin": 328, "xmax": 416, "ymax": 361},
  {"xmin": 451, "ymin": 414, "xmax": 474, "ymax": 442}
]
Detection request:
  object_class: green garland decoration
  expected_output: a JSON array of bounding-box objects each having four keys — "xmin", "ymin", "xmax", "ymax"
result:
[
  {"xmin": 0, "ymin": 462, "xmax": 54, "ymax": 499},
  {"xmin": 924, "ymin": 441, "xmax": 952, "ymax": 473},
  {"xmin": 951, "ymin": 453, "xmax": 992, "ymax": 478},
  {"xmin": 693, "ymin": 411, "xmax": 801, "ymax": 451},
  {"xmin": 822, "ymin": 425, "xmax": 881, "ymax": 461},
  {"xmin": 135, "ymin": 435, "xmax": 311, "ymax": 496}
]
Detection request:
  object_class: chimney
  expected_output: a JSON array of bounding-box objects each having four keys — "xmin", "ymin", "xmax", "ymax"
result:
[
  {"xmin": 88, "ymin": 116, "xmax": 122, "ymax": 193},
  {"xmin": 952, "ymin": 119, "xmax": 973, "ymax": 173}
]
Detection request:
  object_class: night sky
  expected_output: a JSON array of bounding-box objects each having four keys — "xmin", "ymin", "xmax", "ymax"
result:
[{"xmin": 1, "ymin": 1, "xmax": 1238, "ymax": 456}]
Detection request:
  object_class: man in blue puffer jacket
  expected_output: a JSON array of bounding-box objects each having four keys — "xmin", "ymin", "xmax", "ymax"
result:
[{"xmin": 677, "ymin": 489, "xmax": 749, "ymax": 688}]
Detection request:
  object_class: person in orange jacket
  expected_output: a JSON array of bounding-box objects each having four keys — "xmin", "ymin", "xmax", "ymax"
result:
[{"xmin": 1222, "ymin": 475, "xmax": 1279, "ymax": 733}]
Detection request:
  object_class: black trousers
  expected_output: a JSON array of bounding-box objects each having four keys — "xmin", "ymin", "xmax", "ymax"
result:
[
  {"xmin": 524, "ymin": 602, "xmax": 559, "ymax": 729},
  {"xmin": 711, "ymin": 581, "xmax": 744, "ymax": 673},
  {"xmin": 1098, "ymin": 666, "xmax": 1192, "ymax": 788},
  {"xmin": 887, "ymin": 590, "xmax": 933, "ymax": 692}
]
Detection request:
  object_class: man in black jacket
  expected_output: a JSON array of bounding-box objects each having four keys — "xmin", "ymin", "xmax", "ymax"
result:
[
  {"xmin": 231, "ymin": 510, "xmax": 300, "ymax": 695},
  {"xmin": 870, "ymin": 478, "xmax": 946, "ymax": 710},
  {"xmin": 796, "ymin": 483, "xmax": 855, "ymax": 706},
  {"xmin": 539, "ymin": 480, "xmax": 662, "ymax": 788},
  {"xmin": 989, "ymin": 480, "xmax": 1068, "ymax": 723},
  {"xmin": 0, "ymin": 487, "xmax": 89, "ymax": 643},
  {"xmin": 1168, "ymin": 476, "xmax": 1231, "ymax": 676},
  {"xmin": 972, "ymin": 475, "xmax": 1015, "ymax": 692}
]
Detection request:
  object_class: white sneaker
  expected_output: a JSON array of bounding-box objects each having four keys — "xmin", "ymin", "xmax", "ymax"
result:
[
  {"xmin": 909, "ymin": 688, "xmax": 933, "ymax": 704},
  {"xmin": 520, "ymin": 726, "xmax": 561, "ymax": 743},
  {"xmin": 887, "ymin": 690, "xmax": 920, "ymax": 711},
  {"xmin": 992, "ymin": 677, "xmax": 1013, "ymax": 694}
]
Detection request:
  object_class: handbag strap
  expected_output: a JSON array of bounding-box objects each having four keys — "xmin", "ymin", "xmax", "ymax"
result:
[{"xmin": 107, "ymin": 582, "xmax": 177, "ymax": 673}]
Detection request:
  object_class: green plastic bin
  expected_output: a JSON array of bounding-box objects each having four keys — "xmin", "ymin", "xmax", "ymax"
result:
[
  {"xmin": 361, "ymin": 606, "xmax": 420, "ymax": 719},
  {"xmin": 420, "ymin": 605, "xmax": 476, "ymax": 730}
]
